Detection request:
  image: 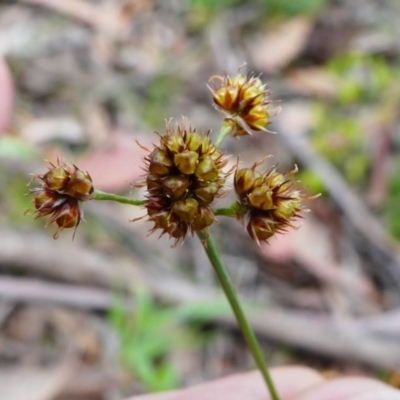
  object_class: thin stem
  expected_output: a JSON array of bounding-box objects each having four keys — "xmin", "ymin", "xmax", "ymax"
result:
[
  {"xmin": 215, "ymin": 121, "xmax": 234, "ymax": 147},
  {"xmin": 214, "ymin": 201, "xmax": 247, "ymax": 218},
  {"xmin": 196, "ymin": 230, "xmax": 280, "ymax": 400},
  {"xmin": 214, "ymin": 207, "xmax": 237, "ymax": 217},
  {"xmin": 92, "ymin": 190, "xmax": 145, "ymax": 206}
]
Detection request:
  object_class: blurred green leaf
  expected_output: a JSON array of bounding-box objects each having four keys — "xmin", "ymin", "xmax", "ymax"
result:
[
  {"xmin": 263, "ymin": 0, "xmax": 329, "ymax": 17},
  {"xmin": 142, "ymin": 75, "xmax": 182, "ymax": 128},
  {"xmin": 385, "ymin": 155, "xmax": 400, "ymax": 239},
  {"xmin": 189, "ymin": 0, "xmax": 242, "ymax": 11},
  {"xmin": 0, "ymin": 136, "xmax": 38, "ymax": 160},
  {"xmin": 109, "ymin": 287, "xmax": 226, "ymax": 392},
  {"xmin": 298, "ymin": 170, "xmax": 326, "ymax": 195},
  {"xmin": 174, "ymin": 298, "xmax": 230, "ymax": 321}
]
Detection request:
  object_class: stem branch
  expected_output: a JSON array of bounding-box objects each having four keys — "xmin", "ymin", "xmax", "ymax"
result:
[
  {"xmin": 92, "ymin": 190, "xmax": 145, "ymax": 206},
  {"xmin": 215, "ymin": 121, "xmax": 234, "ymax": 147}
]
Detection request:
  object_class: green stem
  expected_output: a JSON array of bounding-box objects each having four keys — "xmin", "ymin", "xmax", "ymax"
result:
[
  {"xmin": 92, "ymin": 190, "xmax": 145, "ymax": 206},
  {"xmin": 215, "ymin": 121, "xmax": 234, "ymax": 147},
  {"xmin": 214, "ymin": 201, "xmax": 247, "ymax": 218},
  {"xmin": 196, "ymin": 230, "xmax": 280, "ymax": 400},
  {"xmin": 213, "ymin": 207, "xmax": 237, "ymax": 217}
]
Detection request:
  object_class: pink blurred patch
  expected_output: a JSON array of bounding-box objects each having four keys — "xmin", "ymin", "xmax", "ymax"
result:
[
  {"xmin": 261, "ymin": 229, "xmax": 297, "ymax": 263},
  {"xmin": 0, "ymin": 59, "xmax": 14, "ymax": 133},
  {"xmin": 77, "ymin": 130, "xmax": 151, "ymax": 193}
]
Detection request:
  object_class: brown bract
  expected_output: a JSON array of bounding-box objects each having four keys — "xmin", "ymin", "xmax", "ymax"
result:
[
  {"xmin": 136, "ymin": 118, "xmax": 230, "ymax": 246},
  {"xmin": 209, "ymin": 71, "xmax": 279, "ymax": 137},
  {"xmin": 27, "ymin": 160, "xmax": 94, "ymax": 239}
]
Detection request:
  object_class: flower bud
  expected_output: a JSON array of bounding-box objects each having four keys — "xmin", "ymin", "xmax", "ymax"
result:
[
  {"xmin": 234, "ymin": 168, "xmax": 263, "ymax": 197},
  {"xmin": 162, "ymin": 133, "xmax": 184, "ymax": 154},
  {"xmin": 195, "ymin": 156, "xmax": 218, "ymax": 181},
  {"xmin": 161, "ymin": 175, "xmax": 190, "ymax": 200},
  {"xmin": 34, "ymin": 189, "xmax": 66, "ymax": 212},
  {"xmin": 149, "ymin": 149, "xmax": 174, "ymax": 176},
  {"xmin": 174, "ymin": 150, "xmax": 199, "ymax": 175},
  {"xmin": 273, "ymin": 192, "xmax": 302, "ymax": 221},
  {"xmin": 52, "ymin": 200, "xmax": 81, "ymax": 229},
  {"xmin": 172, "ymin": 198, "xmax": 199, "ymax": 223},
  {"xmin": 192, "ymin": 206, "xmax": 215, "ymax": 231},
  {"xmin": 246, "ymin": 214, "xmax": 276, "ymax": 244},
  {"xmin": 192, "ymin": 180, "xmax": 220, "ymax": 205},
  {"xmin": 185, "ymin": 132, "xmax": 203, "ymax": 152},
  {"xmin": 67, "ymin": 167, "xmax": 94, "ymax": 200},
  {"xmin": 42, "ymin": 164, "xmax": 69, "ymax": 191},
  {"xmin": 247, "ymin": 186, "xmax": 274, "ymax": 210},
  {"xmin": 146, "ymin": 174, "xmax": 164, "ymax": 196}
]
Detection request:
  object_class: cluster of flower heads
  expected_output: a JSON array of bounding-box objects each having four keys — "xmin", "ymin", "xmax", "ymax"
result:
[
  {"xmin": 28, "ymin": 160, "xmax": 93, "ymax": 239},
  {"xmin": 136, "ymin": 119, "xmax": 230, "ymax": 246},
  {"xmin": 234, "ymin": 158, "xmax": 305, "ymax": 246},
  {"xmin": 209, "ymin": 70, "xmax": 279, "ymax": 136},
  {"xmin": 28, "ymin": 68, "xmax": 312, "ymax": 246}
]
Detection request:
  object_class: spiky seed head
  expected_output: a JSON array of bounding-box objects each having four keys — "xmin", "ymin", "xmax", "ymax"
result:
[
  {"xmin": 137, "ymin": 118, "xmax": 229, "ymax": 245},
  {"xmin": 209, "ymin": 70, "xmax": 278, "ymax": 137},
  {"xmin": 41, "ymin": 164, "xmax": 70, "ymax": 191},
  {"xmin": 48, "ymin": 198, "xmax": 81, "ymax": 239},
  {"xmin": 67, "ymin": 168, "xmax": 94, "ymax": 201},
  {"xmin": 27, "ymin": 160, "xmax": 93, "ymax": 239},
  {"xmin": 234, "ymin": 160, "xmax": 308, "ymax": 245}
]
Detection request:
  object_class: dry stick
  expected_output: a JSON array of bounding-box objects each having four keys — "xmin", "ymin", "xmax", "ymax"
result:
[
  {"xmin": 0, "ymin": 266, "xmax": 400, "ymax": 370},
  {"xmin": 0, "ymin": 276, "xmax": 111, "ymax": 310},
  {"xmin": 277, "ymin": 129, "xmax": 400, "ymax": 289}
]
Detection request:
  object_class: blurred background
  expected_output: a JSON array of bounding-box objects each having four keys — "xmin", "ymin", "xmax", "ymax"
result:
[{"xmin": 1, "ymin": 0, "xmax": 400, "ymax": 398}]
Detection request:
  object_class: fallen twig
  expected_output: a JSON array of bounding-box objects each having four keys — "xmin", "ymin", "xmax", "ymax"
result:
[{"xmin": 1, "ymin": 228, "xmax": 400, "ymax": 370}]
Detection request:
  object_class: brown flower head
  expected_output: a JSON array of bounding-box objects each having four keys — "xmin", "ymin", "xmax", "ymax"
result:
[
  {"xmin": 234, "ymin": 158, "xmax": 309, "ymax": 246},
  {"xmin": 27, "ymin": 160, "xmax": 94, "ymax": 239},
  {"xmin": 137, "ymin": 118, "xmax": 229, "ymax": 245},
  {"xmin": 209, "ymin": 69, "xmax": 279, "ymax": 137}
]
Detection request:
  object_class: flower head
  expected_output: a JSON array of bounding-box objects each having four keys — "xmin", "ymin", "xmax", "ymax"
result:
[
  {"xmin": 137, "ymin": 118, "xmax": 229, "ymax": 246},
  {"xmin": 209, "ymin": 69, "xmax": 279, "ymax": 137},
  {"xmin": 27, "ymin": 160, "xmax": 93, "ymax": 239},
  {"xmin": 234, "ymin": 158, "xmax": 309, "ymax": 246}
]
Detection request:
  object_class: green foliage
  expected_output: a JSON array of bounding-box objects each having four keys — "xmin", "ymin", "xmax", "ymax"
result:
[
  {"xmin": 3, "ymin": 174, "xmax": 34, "ymax": 226},
  {"xmin": 262, "ymin": 0, "xmax": 328, "ymax": 17},
  {"xmin": 0, "ymin": 136, "xmax": 38, "ymax": 161},
  {"xmin": 327, "ymin": 53, "xmax": 397, "ymax": 105},
  {"xmin": 109, "ymin": 288, "xmax": 180, "ymax": 391},
  {"xmin": 309, "ymin": 52, "xmax": 400, "ymax": 187},
  {"xmin": 188, "ymin": 0, "xmax": 328, "ymax": 16},
  {"xmin": 385, "ymin": 156, "xmax": 400, "ymax": 240},
  {"xmin": 298, "ymin": 169, "xmax": 326, "ymax": 195},
  {"xmin": 142, "ymin": 75, "xmax": 182, "ymax": 128},
  {"xmin": 187, "ymin": 0, "xmax": 328, "ymax": 28},
  {"xmin": 189, "ymin": 0, "xmax": 242, "ymax": 12},
  {"xmin": 109, "ymin": 288, "xmax": 228, "ymax": 392},
  {"xmin": 311, "ymin": 102, "xmax": 368, "ymax": 186},
  {"xmin": 0, "ymin": 136, "xmax": 39, "ymax": 226}
]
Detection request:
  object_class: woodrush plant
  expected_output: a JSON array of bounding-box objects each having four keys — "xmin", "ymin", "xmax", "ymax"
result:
[{"xmin": 26, "ymin": 67, "xmax": 316, "ymax": 400}]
